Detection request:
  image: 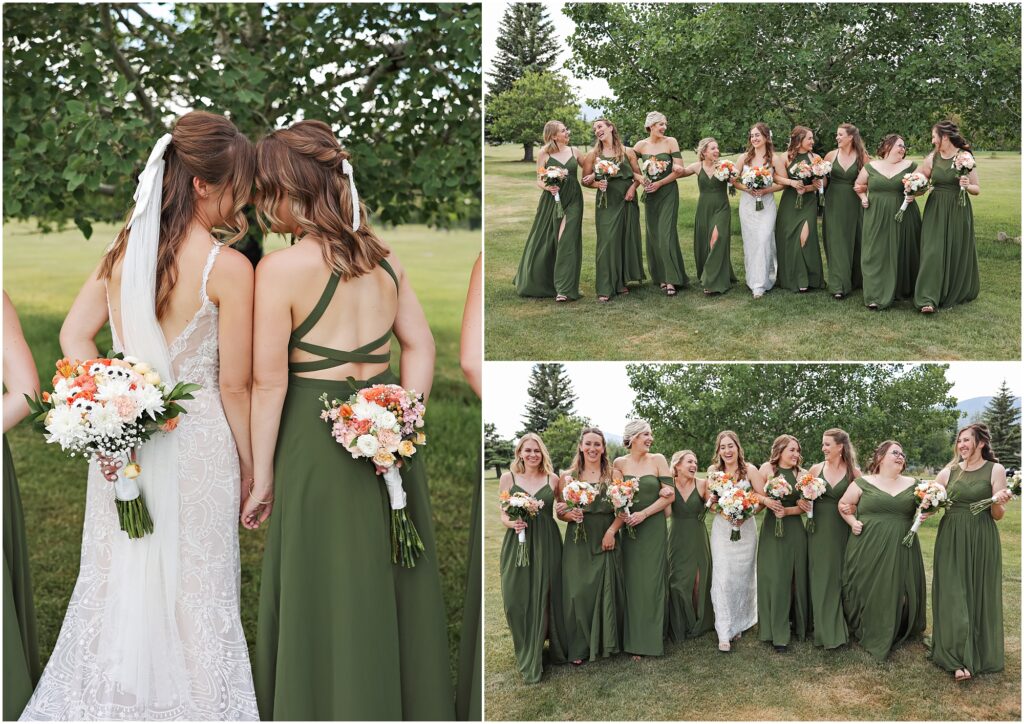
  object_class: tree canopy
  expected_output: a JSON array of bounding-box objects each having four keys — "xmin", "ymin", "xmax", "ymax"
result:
[
  {"xmin": 487, "ymin": 3, "xmax": 559, "ymax": 96},
  {"xmin": 520, "ymin": 362, "xmax": 578, "ymax": 435},
  {"xmin": 983, "ymin": 380, "xmax": 1022, "ymax": 468},
  {"xmin": 487, "ymin": 70, "xmax": 589, "ymax": 162}
]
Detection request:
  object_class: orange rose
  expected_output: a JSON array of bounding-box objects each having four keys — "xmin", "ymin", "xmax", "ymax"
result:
[
  {"xmin": 41, "ymin": 391, "xmax": 50, "ymax": 402},
  {"xmin": 160, "ymin": 417, "xmax": 179, "ymax": 433}
]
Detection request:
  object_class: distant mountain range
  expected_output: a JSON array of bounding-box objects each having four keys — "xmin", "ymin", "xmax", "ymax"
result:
[{"xmin": 956, "ymin": 396, "xmax": 1021, "ymax": 421}]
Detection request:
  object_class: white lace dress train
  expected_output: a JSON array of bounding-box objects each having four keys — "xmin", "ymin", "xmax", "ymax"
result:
[
  {"xmin": 709, "ymin": 512, "xmax": 758, "ymax": 644},
  {"xmin": 739, "ymin": 166, "xmax": 778, "ymax": 296}
]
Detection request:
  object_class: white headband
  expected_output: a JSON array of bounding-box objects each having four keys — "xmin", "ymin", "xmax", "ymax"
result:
[{"xmin": 341, "ymin": 158, "xmax": 360, "ymax": 231}]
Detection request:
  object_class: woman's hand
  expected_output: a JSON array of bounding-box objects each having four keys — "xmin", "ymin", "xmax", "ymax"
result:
[
  {"xmin": 241, "ymin": 482, "xmax": 274, "ymax": 530},
  {"xmin": 545, "ymin": 185, "xmax": 559, "ymax": 196},
  {"xmin": 598, "ymin": 179, "xmax": 608, "ymax": 192},
  {"xmin": 959, "ymin": 175, "xmax": 970, "ymax": 188},
  {"xmin": 659, "ymin": 486, "xmax": 673, "ymax": 498},
  {"xmin": 512, "ymin": 519, "xmax": 528, "ymax": 533},
  {"xmin": 582, "ymin": 174, "xmax": 596, "ymax": 186},
  {"xmin": 814, "ymin": 178, "xmax": 824, "ymax": 192},
  {"xmin": 602, "ymin": 530, "xmax": 617, "ymax": 551},
  {"xmin": 794, "ymin": 183, "xmax": 806, "ymax": 195},
  {"xmin": 850, "ymin": 519, "xmax": 864, "ymax": 535},
  {"xmin": 993, "ymin": 488, "xmax": 1014, "ymax": 505},
  {"xmin": 624, "ymin": 186, "xmax": 637, "ymax": 202},
  {"xmin": 644, "ymin": 181, "xmax": 657, "ymax": 194},
  {"xmin": 796, "ymin": 499, "xmax": 812, "ymax": 514},
  {"xmin": 838, "ymin": 502, "xmax": 855, "ymax": 516},
  {"xmin": 766, "ymin": 499, "xmax": 785, "ymax": 517},
  {"xmin": 672, "ymin": 163, "xmax": 685, "ymax": 175},
  {"xmin": 570, "ymin": 508, "xmax": 584, "ymax": 523},
  {"xmin": 554, "ymin": 501, "xmax": 568, "ymax": 516},
  {"xmin": 625, "ymin": 510, "xmax": 647, "ymax": 527}
]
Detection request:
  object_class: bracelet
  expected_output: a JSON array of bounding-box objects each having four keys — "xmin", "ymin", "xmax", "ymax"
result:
[{"xmin": 248, "ymin": 479, "xmax": 273, "ymax": 506}]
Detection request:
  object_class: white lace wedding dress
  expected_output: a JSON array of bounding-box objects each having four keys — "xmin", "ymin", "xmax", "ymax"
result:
[
  {"xmin": 21, "ymin": 245, "xmax": 258, "ymax": 720},
  {"xmin": 709, "ymin": 490, "xmax": 758, "ymax": 644},
  {"xmin": 739, "ymin": 165, "xmax": 778, "ymax": 296}
]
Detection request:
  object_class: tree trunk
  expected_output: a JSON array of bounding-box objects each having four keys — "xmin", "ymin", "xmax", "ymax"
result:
[
  {"xmin": 522, "ymin": 143, "xmax": 534, "ymax": 163},
  {"xmin": 493, "ymin": 464, "xmax": 503, "ymax": 478}
]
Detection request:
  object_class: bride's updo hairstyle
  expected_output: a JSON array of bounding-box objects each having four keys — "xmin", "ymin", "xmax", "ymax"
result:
[
  {"xmin": 255, "ymin": 120, "xmax": 388, "ymax": 280},
  {"xmin": 623, "ymin": 419, "xmax": 652, "ymax": 449},
  {"xmin": 100, "ymin": 111, "xmax": 254, "ymax": 317}
]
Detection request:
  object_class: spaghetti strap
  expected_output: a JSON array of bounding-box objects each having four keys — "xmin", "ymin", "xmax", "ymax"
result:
[
  {"xmin": 199, "ymin": 243, "xmax": 222, "ymax": 304},
  {"xmin": 290, "ymin": 273, "xmax": 342, "ymax": 345},
  {"xmin": 380, "ymin": 258, "xmax": 399, "ymax": 289}
]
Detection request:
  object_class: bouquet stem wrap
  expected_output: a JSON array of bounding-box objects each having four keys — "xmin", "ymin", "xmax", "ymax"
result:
[
  {"xmin": 901, "ymin": 512, "xmax": 925, "ymax": 547},
  {"xmin": 554, "ymin": 191, "xmax": 565, "ymax": 219},
  {"xmin": 730, "ymin": 523, "xmax": 742, "ymax": 542},
  {"xmin": 622, "ymin": 504, "xmax": 636, "ymax": 539},
  {"xmin": 515, "ymin": 529, "xmax": 529, "ymax": 566},
  {"xmin": 109, "ymin": 452, "xmax": 154, "ymax": 539},
  {"xmin": 895, "ymin": 198, "xmax": 911, "ymax": 223},
  {"xmin": 775, "ymin": 513, "xmax": 785, "ymax": 538},
  {"xmin": 383, "ymin": 466, "xmax": 424, "ymax": 568},
  {"xmin": 805, "ymin": 501, "xmax": 815, "ymax": 534}
]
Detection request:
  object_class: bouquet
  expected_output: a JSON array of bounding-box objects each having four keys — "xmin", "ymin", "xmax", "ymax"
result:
[
  {"xmin": 538, "ymin": 165, "xmax": 571, "ymax": 218},
  {"xmin": 901, "ymin": 480, "xmax": 949, "ymax": 547},
  {"xmin": 788, "ymin": 161, "xmax": 814, "ymax": 208},
  {"xmin": 593, "ymin": 158, "xmax": 621, "ymax": 209},
  {"xmin": 763, "ymin": 475, "xmax": 794, "ymax": 537},
  {"xmin": 319, "ymin": 384, "xmax": 427, "ymax": 568},
  {"xmin": 703, "ymin": 470, "xmax": 737, "ymax": 521},
  {"xmin": 969, "ymin": 470, "xmax": 1022, "ymax": 515},
  {"xmin": 896, "ymin": 172, "xmax": 930, "ymax": 222},
  {"xmin": 26, "ymin": 355, "xmax": 200, "ymax": 539},
  {"xmin": 951, "ymin": 149, "xmax": 976, "ymax": 206},
  {"xmin": 714, "ymin": 159, "xmax": 738, "ymax": 196},
  {"xmin": 811, "ymin": 159, "xmax": 832, "ymax": 207},
  {"xmin": 562, "ymin": 479, "xmax": 600, "ymax": 542},
  {"xmin": 717, "ymin": 486, "xmax": 759, "ymax": 541},
  {"xmin": 741, "ymin": 165, "xmax": 774, "ymax": 211},
  {"xmin": 607, "ymin": 476, "xmax": 640, "ymax": 538},
  {"xmin": 499, "ymin": 489, "xmax": 545, "ymax": 566},
  {"xmin": 795, "ymin": 472, "xmax": 828, "ymax": 533},
  {"xmin": 640, "ymin": 156, "xmax": 670, "ymax": 203}
]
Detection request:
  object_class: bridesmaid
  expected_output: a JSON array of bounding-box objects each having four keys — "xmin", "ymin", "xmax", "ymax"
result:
[
  {"xmin": 580, "ymin": 118, "xmax": 645, "ymax": 302},
  {"xmin": 773, "ymin": 126, "xmax": 825, "ymax": 292},
  {"xmin": 803, "ymin": 428, "xmax": 861, "ymax": 650},
  {"xmin": 821, "ymin": 124, "xmax": 869, "ymax": 299},
  {"xmin": 733, "ymin": 123, "xmax": 782, "ymax": 298},
  {"xmin": 914, "ymin": 120, "xmax": 980, "ymax": 313},
  {"xmin": 666, "ymin": 450, "xmax": 714, "ymax": 642},
  {"xmin": 635, "ymin": 112, "xmax": 689, "ymax": 296},
  {"xmin": 557, "ymin": 427, "xmax": 625, "ymax": 664},
  {"xmin": 679, "ymin": 137, "xmax": 736, "ymax": 295},
  {"xmin": 754, "ymin": 434, "xmax": 810, "ymax": 652},
  {"xmin": 513, "ymin": 120, "xmax": 584, "ymax": 302},
  {"xmin": 930, "ymin": 423, "xmax": 1011, "ymax": 680},
  {"xmin": 838, "ymin": 440, "xmax": 926, "ymax": 661},
  {"xmin": 497, "ymin": 433, "xmax": 567, "ymax": 683},
  {"xmin": 613, "ymin": 419, "xmax": 675, "ymax": 658},
  {"xmin": 3, "ymin": 291, "xmax": 41, "ymax": 720},
  {"xmin": 856, "ymin": 134, "xmax": 922, "ymax": 309}
]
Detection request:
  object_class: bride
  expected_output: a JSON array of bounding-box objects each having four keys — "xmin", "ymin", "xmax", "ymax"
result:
[
  {"xmin": 20, "ymin": 112, "xmax": 259, "ymax": 720},
  {"xmin": 733, "ymin": 123, "xmax": 782, "ymax": 298}
]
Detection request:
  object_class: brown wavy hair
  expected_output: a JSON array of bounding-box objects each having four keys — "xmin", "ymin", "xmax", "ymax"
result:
[
  {"xmin": 785, "ymin": 125, "xmax": 814, "ymax": 165},
  {"xmin": 823, "ymin": 428, "xmax": 859, "ymax": 476},
  {"xmin": 566, "ymin": 426, "xmax": 614, "ymax": 484},
  {"xmin": 255, "ymin": 120, "xmax": 387, "ymax": 280},
  {"xmin": 742, "ymin": 122, "xmax": 774, "ymax": 170},
  {"xmin": 710, "ymin": 430, "xmax": 748, "ymax": 477},
  {"xmin": 837, "ymin": 123, "xmax": 869, "ymax": 172},
  {"xmin": 948, "ymin": 423, "xmax": 999, "ymax": 468},
  {"xmin": 876, "ymin": 133, "xmax": 906, "ymax": 160},
  {"xmin": 932, "ymin": 119, "xmax": 973, "ymax": 153},
  {"xmin": 590, "ymin": 118, "xmax": 626, "ymax": 164},
  {"xmin": 99, "ymin": 111, "xmax": 254, "ymax": 318},
  {"xmin": 866, "ymin": 440, "xmax": 907, "ymax": 474},
  {"xmin": 768, "ymin": 434, "xmax": 804, "ymax": 475}
]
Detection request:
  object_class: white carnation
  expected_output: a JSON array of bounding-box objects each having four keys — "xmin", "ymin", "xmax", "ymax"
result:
[
  {"xmin": 95, "ymin": 378, "xmax": 134, "ymax": 401},
  {"xmin": 88, "ymin": 404, "xmax": 125, "ymax": 437},
  {"xmin": 45, "ymin": 405, "xmax": 88, "ymax": 449},
  {"xmin": 356, "ymin": 434, "xmax": 379, "ymax": 457},
  {"xmin": 134, "ymin": 384, "xmax": 166, "ymax": 418},
  {"xmin": 374, "ymin": 409, "xmax": 398, "ymax": 430}
]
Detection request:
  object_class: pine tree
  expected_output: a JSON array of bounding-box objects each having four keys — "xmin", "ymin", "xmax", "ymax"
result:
[
  {"xmin": 484, "ymin": 423, "xmax": 514, "ymax": 478},
  {"xmin": 519, "ymin": 363, "xmax": 577, "ymax": 434},
  {"xmin": 983, "ymin": 380, "xmax": 1021, "ymax": 467},
  {"xmin": 488, "ymin": 4, "xmax": 560, "ymax": 96}
]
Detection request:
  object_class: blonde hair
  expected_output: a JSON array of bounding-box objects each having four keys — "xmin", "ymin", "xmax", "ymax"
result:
[
  {"xmin": 591, "ymin": 118, "xmax": 626, "ymax": 164},
  {"xmin": 710, "ymin": 430, "xmax": 748, "ymax": 475},
  {"xmin": 670, "ymin": 449, "xmax": 698, "ymax": 477},
  {"xmin": 644, "ymin": 111, "xmax": 667, "ymax": 133},
  {"xmin": 696, "ymin": 137, "xmax": 718, "ymax": 162},
  {"xmin": 768, "ymin": 434, "xmax": 804, "ymax": 475},
  {"xmin": 542, "ymin": 120, "xmax": 564, "ymax": 155},
  {"xmin": 511, "ymin": 432, "xmax": 555, "ymax": 476},
  {"xmin": 623, "ymin": 419, "xmax": 652, "ymax": 449}
]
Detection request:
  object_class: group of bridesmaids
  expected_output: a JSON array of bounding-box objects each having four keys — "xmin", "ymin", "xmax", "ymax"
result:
[
  {"xmin": 498, "ymin": 421, "xmax": 1010, "ymax": 685},
  {"xmin": 513, "ymin": 113, "xmax": 981, "ymax": 313}
]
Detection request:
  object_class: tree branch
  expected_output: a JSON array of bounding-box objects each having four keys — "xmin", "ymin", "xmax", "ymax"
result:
[
  {"xmin": 101, "ymin": 7, "xmax": 157, "ymax": 123},
  {"xmin": 123, "ymin": 3, "xmax": 175, "ymax": 38}
]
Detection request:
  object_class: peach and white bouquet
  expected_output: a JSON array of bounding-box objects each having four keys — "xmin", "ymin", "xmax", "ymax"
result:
[
  {"xmin": 901, "ymin": 480, "xmax": 949, "ymax": 547},
  {"xmin": 741, "ymin": 165, "xmax": 774, "ymax": 210},
  {"xmin": 896, "ymin": 172, "xmax": 930, "ymax": 222},
  {"xmin": 788, "ymin": 160, "xmax": 814, "ymax": 208},
  {"xmin": 640, "ymin": 156, "xmax": 670, "ymax": 203},
  {"xmin": 562, "ymin": 478, "xmax": 600, "ymax": 542},
  {"xmin": 703, "ymin": 470, "xmax": 737, "ymax": 520},
  {"xmin": 795, "ymin": 472, "xmax": 828, "ymax": 533},
  {"xmin": 951, "ymin": 149, "xmax": 976, "ymax": 206},
  {"xmin": 607, "ymin": 476, "xmax": 640, "ymax": 538},
  {"xmin": 714, "ymin": 159, "xmax": 739, "ymax": 195},
  {"xmin": 969, "ymin": 471, "xmax": 1021, "ymax": 515},
  {"xmin": 764, "ymin": 475, "xmax": 794, "ymax": 537},
  {"xmin": 811, "ymin": 159, "xmax": 832, "ymax": 206},
  {"xmin": 538, "ymin": 164, "xmax": 571, "ymax": 218},
  {"xmin": 593, "ymin": 158, "xmax": 621, "ymax": 208},
  {"xmin": 499, "ymin": 489, "xmax": 546, "ymax": 566},
  {"xmin": 717, "ymin": 485, "xmax": 759, "ymax": 541}
]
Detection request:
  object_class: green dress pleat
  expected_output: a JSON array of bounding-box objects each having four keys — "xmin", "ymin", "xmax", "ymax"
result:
[
  {"xmin": 499, "ymin": 479, "xmax": 567, "ymax": 683},
  {"xmin": 842, "ymin": 479, "xmax": 926, "ymax": 661},
  {"xmin": 821, "ymin": 159, "xmax": 863, "ymax": 295},
  {"xmin": 808, "ymin": 468, "xmax": 851, "ymax": 649},
  {"xmin": 562, "ymin": 485, "xmax": 624, "ymax": 661},
  {"xmin": 641, "ymin": 153, "xmax": 689, "ymax": 288},
  {"xmin": 756, "ymin": 467, "xmax": 810, "ymax": 646},
  {"xmin": 913, "ymin": 153, "xmax": 980, "ymax": 309},
  {"xmin": 930, "ymin": 461, "xmax": 1004, "ymax": 674},
  {"xmin": 255, "ymin": 372, "xmax": 454, "ymax": 721},
  {"xmin": 594, "ymin": 155, "xmax": 636, "ymax": 298},
  {"xmin": 514, "ymin": 155, "xmax": 583, "ymax": 300},
  {"xmin": 693, "ymin": 168, "xmax": 735, "ymax": 294},
  {"xmin": 775, "ymin": 152, "xmax": 825, "ymax": 291},
  {"xmin": 620, "ymin": 475, "xmax": 670, "ymax": 656},
  {"xmin": 455, "ymin": 471, "xmax": 481, "ymax": 720},
  {"xmin": 861, "ymin": 163, "xmax": 922, "ymax": 308},
  {"xmin": 622, "ymin": 187, "xmax": 646, "ymax": 286},
  {"xmin": 666, "ymin": 484, "xmax": 714, "ymax": 642},
  {"xmin": 3, "ymin": 435, "xmax": 40, "ymax": 721}
]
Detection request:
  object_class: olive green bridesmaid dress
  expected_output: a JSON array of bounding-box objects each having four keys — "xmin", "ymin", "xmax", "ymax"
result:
[
  {"xmin": 666, "ymin": 482, "xmax": 714, "ymax": 642},
  {"xmin": 514, "ymin": 154, "xmax": 584, "ymax": 300},
  {"xmin": 821, "ymin": 158, "xmax": 863, "ymax": 296},
  {"xmin": 756, "ymin": 467, "xmax": 810, "ymax": 646},
  {"xmin": 808, "ymin": 468, "xmax": 850, "ymax": 649},
  {"xmin": 861, "ymin": 163, "xmax": 922, "ymax": 308},
  {"xmin": 562, "ymin": 484, "xmax": 624, "ymax": 662},
  {"xmin": 930, "ymin": 461, "xmax": 1003, "ymax": 674},
  {"xmin": 621, "ymin": 475, "xmax": 671, "ymax": 656},
  {"xmin": 255, "ymin": 261, "xmax": 454, "ymax": 720},
  {"xmin": 693, "ymin": 168, "xmax": 735, "ymax": 294},
  {"xmin": 3, "ymin": 435, "xmax": 40, "ymax": 721},
  {"xmin": 641, "ymin": 152, "xmax": 689, "ymax": 289},
  {"xmin": 842, "ymin": 479, "xmax": 926, "ymax": 661},
  {"xmin": 913, "ymin": 153, "xmax": 980, "ymax": 310},
  {"xmin": 500, "ymin": 476, "xmax": 567, "ymax": 683},
  {"xmin": 775, "ymin": 152, "xmax": 825, "ymax": 291},
  {"xmin": 622, "ymin": 182, "xmax": 646, "ymax": 286},
  {"xmin": 455, "ymin": 474, "xmax": 481, "ymax": 720},
  {"xmin": 594, "ymin": 155, "xmax": 636, "ymax": 299}
]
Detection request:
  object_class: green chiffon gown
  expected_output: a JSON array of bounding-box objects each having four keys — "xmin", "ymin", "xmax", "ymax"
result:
[
  {"xmin": 255, "ymin": 261, "xmax": 454, "ymax": 720},
  {"xmin": 666, "ymin": 483, "xmax": 714, "ymax": 642},
  {"xmin": 621, "ymin": 475, "xmax": 671, "ymax": 656},
  {"xmin": 775, "ymin": 152, "xmax": 825, "ymax": 291},
  {"xmin": 756, "ymin": 467, "xmax": 810, "ymax": 646},
  {"xmin": 861, "ymin": 163, "xmax": 922, "ymax": 308},
  {"xmin": 913, "ymin": 153, "xmax": 980, "ymax": 310},
  {"xmin": 514, "ymin": 155, "xmax": 583, "ymax": 300},
  {"xmin": 594, "ymin": 155, "xmax": 641, "ymax": 298},
  {"xmin": 3, "ymin": 435, "xmax": 40, "ymax": 721},
  {"xmin": 455, "ymin": 474, "xmax": 481, "ymax": 720},
  {"xmin": 500, "ymin": 477, "xmax": 567, "ymax": 683},
  {"xmin": 821, "ymin": 158, "xmax": 863, "ymax": 296},
  {"xmin": 842, "ymin": 479, "xmax": 926, "ymax": 661},
  {"xmin": 622, "ymin": 181, "xmax": 646, "ymax": 286},
  {"xmin": 808, "ymin": 468, "xmax": 851, "ymax": 649},
  {"xmin": 930, "ymin": 461, "xmax": 1004, "ymax": 674},
  {"xmin": 562, "ymin": 484, "xmax": 624, "ymax": 662},
  {"xmin": 641, "ymin": 152, "xmax": 689, "ymax": 289},
  {"xmin": 693, "ymin": 168, "xmax": 735, "ymax": 294}
]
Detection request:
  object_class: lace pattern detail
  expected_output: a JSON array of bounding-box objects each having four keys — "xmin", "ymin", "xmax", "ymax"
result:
[{"xmin": 709, "ymin": 513, "xmax": 758, "ymax": 644}]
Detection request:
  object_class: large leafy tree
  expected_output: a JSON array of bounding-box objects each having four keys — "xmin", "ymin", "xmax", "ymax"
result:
[
  {"xmin": 983, "ymin": 380, "xmax": 1021, "ymax": 468},
  {"xmin": 488, "ymin": 71, "xmax": 588, "ymax": 162},
  {"xmin": 488, "ymin": 3, "xmax": 559, "ymax": 96},
  {"xmin": 484, "ymin": 422, "xmax": 515, "ymax": 479},
  {"xmin": 543, "ymin": 413, "xmax": 592, "ymax": 473},
  {"xmin": 520, "ymin": 362, "xmax": 578, "ymax": 435}
]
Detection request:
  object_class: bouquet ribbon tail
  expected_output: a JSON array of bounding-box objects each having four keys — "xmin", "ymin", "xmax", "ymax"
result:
[{"xmin": 382, "ymin": 465, "xmax": 408, "ymax": 510}]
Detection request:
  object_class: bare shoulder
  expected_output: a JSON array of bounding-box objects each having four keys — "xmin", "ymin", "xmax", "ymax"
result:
[
  {"xmin": 666, "ymin": 137, "xmax": 681, "ymax": 152},
  {"xmin": 934, "ymin": 465, "xmax": 951, "ymax": 484},
  {"xmin": 498, "ymin": 471, "xmax": 514, "ymax": 490},
  {"xmin": 650, "ymin": 452, "xmax": 669, "ymax": 465},
  {"xmin": 625, "ymin": 147, "xmax": 638, "ymax": 161},
  {"xmin": 992, "ymin": 462, "xmax": 1007, "ymax": 478},
  {"xmin": 824, "ymin": 149, "xmax": 838, "ymax": 161},
  {"xmin": 612, "ymin": 455, "xmax": 629, "ymax": 468},
  {"xmin": 212, "ymin": 245, "xmax": 253, "ymax": 279},
  {"xmin": 809, "ymin": 461, "xmax": 824, "ymax": 476}
]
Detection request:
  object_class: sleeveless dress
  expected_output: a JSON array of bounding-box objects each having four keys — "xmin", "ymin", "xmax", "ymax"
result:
[
  {"xmin": 499, "ymin": 478, "xmax": 566, "ymax": 683},
  {"xmin": 842, "ymin": 479, "xmax": 926, "ymax": 660},
  {"xmin": 514, "ymin": 154, "xmax": 584, "ymax": 300},
  {"xmin": 561, "ymin": 483, "xmax": 624, "ymax": 661},
  {"xmin": 22, "ymin": 244, "xmax": 259, "ymax": 720},
  {"xmin": 821, "ymin": 157, "xmax": 863, "ymax": 296},
  {"xmin": 738, "ymin": 164, "xmax": 777, "ymax": 296},
  {"xmin": 641, "ymin": 152, "xmax": 689, "ymax": 288},
  {"xmin": 254, "ymin": 259, "xmax": 453, "ymax": 720},
  {"xmin": 455, "ymin": 472, "xmax": 481, "ymax": 720},
  {"xmin": 709, "ymin": 477, "xmax": 758, "ymax": 643},
  {"xmin": 775, "ymin": 152, "xmax": 825, "ymax": 291},
  {"xmin": 807, "ymin": 466, "xmax": 851, "ymax": 648},
  {"xmin": 693, "ymin": 168, "xmax": 735, "ymax": 294},
  {"xmin": 666, "ymin": 482, "xmax": 714, "ymax": 641},
  {"xmin": 913, "ymin": 153, "xmax": 980, "ymax": 310},
  {"xmin": 594, "ymin": 154, "xmax": 644, "ymax": 298},
  {"xmin": 756, "ymin": 467, "xmax": 810, "ymax": 646},
  {"xmin": 930, "ymin": 461, "xmax": 1004, "ymax": 674},
  {"xmin": 620, "ymin": 475, "xmax": 671, "ymax": 656},
  {"xmin": 861, "ymin": 162, "xmax": 922, "ymax": 308}
]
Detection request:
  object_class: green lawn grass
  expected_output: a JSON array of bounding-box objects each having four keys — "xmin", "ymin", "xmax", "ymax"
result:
[
  {"xmin": 483, "ymin": 474, "xmax": 1021, "ymax": 720},
  {"xmin": 3, "ymin": 219, "xmax": 481, "ymax": 685},
  {"xmin": 484, "ymin": 145, "xmax": 1021, "ymax": 361}
]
